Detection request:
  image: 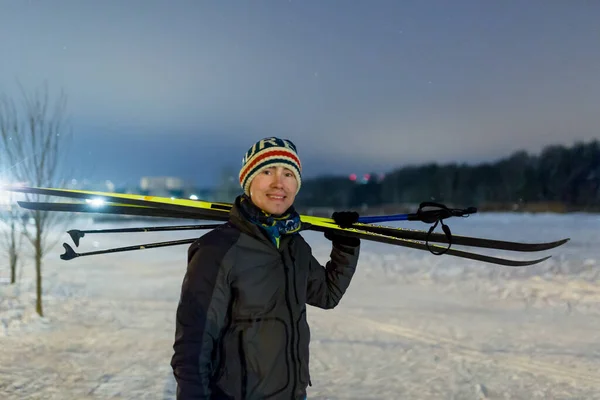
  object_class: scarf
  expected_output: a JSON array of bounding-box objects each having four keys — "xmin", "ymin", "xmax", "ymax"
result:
[{"xmin": 237, "ymin": 194, "xmax": 302, "ymax": 248}]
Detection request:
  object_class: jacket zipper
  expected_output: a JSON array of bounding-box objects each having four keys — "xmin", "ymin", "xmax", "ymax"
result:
[
  {"xmin": 282, "ymin": 257, "xmax": 298, "ymax": 397},
  {"xmin": 293, "ymin": 268, "xmax": 299, "ymax": 305},
  {"xmin": 290, "ymin": 252, "xmax": 300, "ymax": 305},
  {"xmin": 239, "ymin": 331, "xmax": 247, "ymax": 399},
  {"xmin": 295, "ymin": 313, "xmax": 311, "ymax": 387}
]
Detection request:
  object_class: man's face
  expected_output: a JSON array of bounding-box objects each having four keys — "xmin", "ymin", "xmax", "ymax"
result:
[{"xmin": 249, "ymin": 166, "xmax": 298, "ymax": 215}]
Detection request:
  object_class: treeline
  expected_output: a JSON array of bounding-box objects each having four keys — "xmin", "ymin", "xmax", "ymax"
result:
[{"xmin": 294, "ymin": 140, "xmax": 600, "ymax": 212}]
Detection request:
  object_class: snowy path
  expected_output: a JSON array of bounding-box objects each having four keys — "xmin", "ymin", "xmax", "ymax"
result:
[
  {"xmin": 1, "ymin": 215, "xmax": 600, "ymax": 399},
  {"xmin": 307, "ymin": 281, "xmax": 600, "ymax": 399}
]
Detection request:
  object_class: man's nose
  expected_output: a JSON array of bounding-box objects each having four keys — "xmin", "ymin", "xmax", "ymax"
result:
[{"xmin": 272, "ymin": 173, "xmax": 284, "ymax": 187}]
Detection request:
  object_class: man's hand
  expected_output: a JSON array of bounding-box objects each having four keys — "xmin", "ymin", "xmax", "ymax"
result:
[
  {"xmin": 331, "ymin": 211, "xmax": 359, "ymax": 229},
  {"xmin": 325, "ymin": 211, "xmax": 360, "ymax": 247}
]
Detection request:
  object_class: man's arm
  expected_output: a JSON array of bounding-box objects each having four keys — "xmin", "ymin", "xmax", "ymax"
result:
[
  {"xmin": 306, "ymin": 235, "xmax": 360, "ymax": 309},
  {"xmin": 170, "ymin": 241, "xmax": 232, "ymax": 399}
]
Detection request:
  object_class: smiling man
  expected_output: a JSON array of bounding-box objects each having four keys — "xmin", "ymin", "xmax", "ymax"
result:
[
  {"xmin": 240, "ymin": 137, "xmax": 302, "ymax": 217},
  {"xmin": 171, "ymin": 137, "xmax": 362, "ymax": 399}
]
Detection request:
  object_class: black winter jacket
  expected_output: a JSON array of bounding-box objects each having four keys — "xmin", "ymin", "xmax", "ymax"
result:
[{"xmin": 170, "ymin": 201, "xmax": 359, "ymax": 400}]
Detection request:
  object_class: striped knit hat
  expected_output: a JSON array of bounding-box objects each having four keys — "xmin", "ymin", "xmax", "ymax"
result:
[{"xmin": 239, "ymin": 137, "xmax": 302, "ymax": 196}]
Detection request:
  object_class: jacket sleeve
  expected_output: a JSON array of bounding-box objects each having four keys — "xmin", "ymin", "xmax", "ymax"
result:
[
  {"xmin": 171, "ymin": 241, "xmax": 232, "ymax": 399},
  {"xmin": 305, "ymin": 239, "xmax": 360, "ymax": 309}
]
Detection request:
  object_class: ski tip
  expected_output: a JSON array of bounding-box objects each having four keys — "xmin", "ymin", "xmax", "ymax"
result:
[
  {"xmin": 16, "ymin": 200, "xmax": 34, "ymax": 210},
  {"xmin": 2, "ymin": 184, "xmax": 29, "ymax": 193},
  {"xmin": 532, "ymin": 237, "xmax": 571, "ymax": 251},
  {"xmin": 514, "ymin": 256, "xmax": 552, "ymax": 267},
  {"xmin": 532, "ymin": 255, "xmax": 552, "ymax": 265},
  {"xmin": 67, "ymin": 229, "xmax": 84, "ymax": 247},
  {"xmin": 60, "ymin": 243, "xmax": 78, "ymax": 261},
  {"xmin": 557, "ymin": 238, "xmax": 571, "ymax": 246},
  {"xmin": 541, "ymin": 238, "xmax": 570, "ymax": 249},
  {"xmin": 498, "ymin": 255, "xmax": 553, "ymax": 267}
]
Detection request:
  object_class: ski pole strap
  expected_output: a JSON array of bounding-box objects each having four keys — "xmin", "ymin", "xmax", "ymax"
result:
[
  {"xmin": 412, "ymin": 202, "xmax": 476, "ymax": 255},
  {"xmin": 409, "ymin": 202, "xmax": 477, "ymax": 224},
  {"xmin": 426, "ymin": 219, "xmax": 452, "ymax": 255}
]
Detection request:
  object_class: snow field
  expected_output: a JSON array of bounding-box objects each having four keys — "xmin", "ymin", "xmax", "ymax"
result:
[{"xmin": 1, "ymin": 213, "xmax": 599, "ymax": 399}]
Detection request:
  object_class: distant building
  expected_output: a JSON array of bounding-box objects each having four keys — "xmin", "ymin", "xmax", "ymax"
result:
[
  {"xmin": 66, "ymin": 179, "xmax": 116, "ymax": 192},
  {"xmin": 140, "ymin": 176, "xmax": 185, "ymax": 197}
]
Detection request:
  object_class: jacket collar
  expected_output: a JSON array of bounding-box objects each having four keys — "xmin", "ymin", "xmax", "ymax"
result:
[{"xmin": 228, "ymin": 195, "xmax": 301, "ymax": 250}]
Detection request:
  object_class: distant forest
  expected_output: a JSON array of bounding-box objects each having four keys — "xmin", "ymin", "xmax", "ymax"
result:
[{"xmin": 294, "ymin": 140, "xmax": 600, "ymax": 212}]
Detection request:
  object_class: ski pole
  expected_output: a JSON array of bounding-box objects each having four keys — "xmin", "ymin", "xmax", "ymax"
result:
[
  {"xmin": 67, "ymin": 223, "xmax": 221, "ymax": 247},
  {"xmin": 60, "ymin": 237, "xmax": 198, "ymax": 260},
  {"xmin": 358, "ymin": 202, "xmax": 477, "ymax": 224}
]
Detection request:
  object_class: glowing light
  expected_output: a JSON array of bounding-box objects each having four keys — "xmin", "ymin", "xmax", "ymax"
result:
[{"xmin": 85, "ymin": 198, "xmax": 105, "ymax": 207}]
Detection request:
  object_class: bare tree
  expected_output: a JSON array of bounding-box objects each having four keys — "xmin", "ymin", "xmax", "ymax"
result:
[
  {"xmin": 0, "ymin": 82, "xmax": 72, "ymax": 316},
  {"xmin": 0, "ymin": 189, "xmax": 25, "ymax": 285},
  {"xmin": 1, "ymin": 130, "xmax": 27, "ymax": 286}
]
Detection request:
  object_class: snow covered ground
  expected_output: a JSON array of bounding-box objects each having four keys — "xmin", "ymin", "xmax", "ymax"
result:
[{"xmin": 1, "ymin": 212, "xmax": 600, "ymax": 399}]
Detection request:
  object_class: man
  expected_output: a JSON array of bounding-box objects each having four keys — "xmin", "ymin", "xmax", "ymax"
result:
[{"xmin": 171, "ymin": 137, "xmax": 360, "ymax": 399}]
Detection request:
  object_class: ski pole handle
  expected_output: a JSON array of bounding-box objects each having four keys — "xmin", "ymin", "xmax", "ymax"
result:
[
  {"xmin": 356, "ymin": 205, "xmax": 477, "ymax": 225},
  {"xmin": 358, "ymin": 214, "xmax": 410, "ymax": 224}
]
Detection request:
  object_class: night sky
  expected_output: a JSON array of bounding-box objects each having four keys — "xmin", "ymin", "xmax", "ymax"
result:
[{"xmin": 1, "ymin": 0, "xmax": 599, "ymax": 187}]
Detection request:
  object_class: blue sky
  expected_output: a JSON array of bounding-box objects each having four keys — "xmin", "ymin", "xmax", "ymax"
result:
[{"xmin": 1, "ymin": 0, "xmax": 599, "ymax": 187}]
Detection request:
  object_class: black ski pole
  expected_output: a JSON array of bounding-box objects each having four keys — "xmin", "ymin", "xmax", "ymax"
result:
[
  {"xmin": 67, "ymin": 223, "xmax": 221, "ymax": 246},
  {"xmin": 60, "ymin": 237, "xmax": 198, "ymax": 260}
]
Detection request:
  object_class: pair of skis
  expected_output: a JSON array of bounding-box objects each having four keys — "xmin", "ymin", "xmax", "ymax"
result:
[{"xmin": 3, "ymin": 185, "xmax": 570, "ymax": 267}]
